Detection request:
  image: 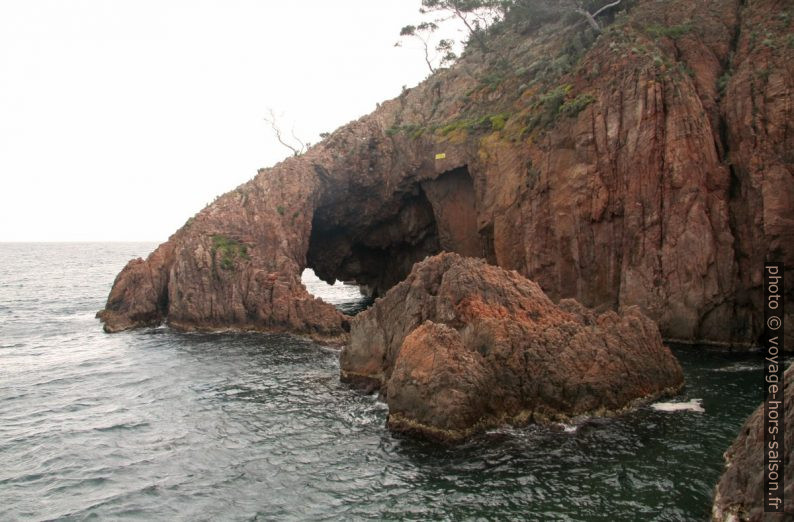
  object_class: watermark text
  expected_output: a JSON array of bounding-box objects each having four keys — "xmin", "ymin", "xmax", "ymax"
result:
[{"xmin": 764, "ymin": 263, "xmax": 784, "ymax": 512}]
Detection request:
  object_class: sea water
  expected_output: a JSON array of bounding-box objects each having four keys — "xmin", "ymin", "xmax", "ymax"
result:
[{"xmin": 0, "ymin": 243, "xmax": 765, "ymax": 521}]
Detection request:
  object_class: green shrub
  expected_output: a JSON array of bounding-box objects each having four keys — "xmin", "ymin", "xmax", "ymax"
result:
[
  {"xmin": 489, "ymin": 113, "xmax": 507, "ymax": 131},
  {"xmin": 526, "ymin": 161, "xmax": 541, "ymax": 189},
  {"xmin": 646, "ymin": 23, "xmax": 692, "ymax": 40},
  {"xmin": 479, "ymin": 72, "xmax": 505, "ymax": 91},
  {"xmin": 717, "ymin": 71, "xmax": 731, "ymax": 95},
  {"xmin": 560, "ymin": 93, "xmax": 596, "ymax": 117},
  {"xmin": 211, "ymin": 235, "xmax": 250, "ymax": 272},
  {"xmin": 550, "ymin": 53, "xmax": 573, "ymax": 76},
  {"xmin": 749, "ymin": 30, "xmax": 759, "ymax": 49},
  {"xmin": 386, "ymin": 123, "xmax": 426, "ymax": 139},
  {"xmin": 472, "ymin": 114, "xmax": 493, "ymax": 131},
  {"xmin": 439, "ymin": 121, "xmax": 463, "ymax": 135},
  {"xmin": 538, "ymin": 84, "xmax": 572, "ymax": 120},
  {"xmin": 652, "ymin": 54, "xmax": 665, "ymax": 67},
  {"xmin": 678, "ymin": 62, "xmax": 695, "ymax": 78},
  {"xmin": 438, "ymin": 112, "xmax": 511, "ymax": 136},
  {"xmin": 403, "ymin": 123, "xmax": 425, "ymax": 139}
]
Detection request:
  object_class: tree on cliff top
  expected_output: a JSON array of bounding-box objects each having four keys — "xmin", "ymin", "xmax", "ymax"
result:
[
  {"xmin": 397, "ymin": 0, "xmax": 623, "ymax": 72},
  {"xmin": 396, "ymin": 0, "xmax": 508, "ymax": 73},
  {"xmin": 397, "ymin": 22, "xmax": 457, "ymax": 74},
  {"xmin": 418, "ymin": 0, "xmax": 509, "ymax": 52}
]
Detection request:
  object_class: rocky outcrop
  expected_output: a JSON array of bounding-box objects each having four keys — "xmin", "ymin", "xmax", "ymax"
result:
[
  {"xmin": 96, "ymin": 175, "xmax": 351, "ymax": 344},
  {"xmin": 98, "ymin": 0, "xmax": 792, "ymax": 349},
  {"xmin": 342, "ymin": 253, "xmax": 684, "ymax": 442},
  {"xmin": 712, "ymin": 365, "xmax": 793, "ymax": 521}
]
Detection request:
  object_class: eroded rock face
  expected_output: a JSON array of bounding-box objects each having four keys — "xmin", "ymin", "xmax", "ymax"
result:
[
  {"xmin": 96, "ymin": 169, "xmax": 352, "ymax": 345},
  {"xmin": 342, "ymin": 253, "xmax": 684, "ymax": 442},
  {"xmin": 712, "ymin": 365, "xmax": 794, "ymax": 521},
  {"xmin": 386, "ymin": 322, "xmax": 491, "ymax": 440},
  {"xmin": 98, "ymin": 0, "xmax": 792, "ymax": 349}
]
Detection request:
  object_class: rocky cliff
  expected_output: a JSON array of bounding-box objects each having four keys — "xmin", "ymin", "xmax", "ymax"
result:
[{"xmin": 99, "ymin": 0, "xmax": 793, "ymax": 348}]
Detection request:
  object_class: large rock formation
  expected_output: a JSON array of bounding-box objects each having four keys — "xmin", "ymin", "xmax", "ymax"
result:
[
  {"xmin": 712, "ymin": 365, "xmax": 793, "ymax": 521},
  {"xmin": 98, "ymin": 0, "xmax": 792, "ymax": 349},
  {"xmin": 341, "ymin": 253, "xmax": 684, "ymax": 442}
]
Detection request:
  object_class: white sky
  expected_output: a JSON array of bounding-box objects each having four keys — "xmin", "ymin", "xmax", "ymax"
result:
[{"xmin": 0, "ymin": 0, "xmax": 460, "ymax": 241}]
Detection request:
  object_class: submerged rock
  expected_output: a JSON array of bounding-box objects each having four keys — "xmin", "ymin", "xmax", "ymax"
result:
[
  {"xmin": 712, "ymin": 365, "xmax": 793, "ymax": 521},
  {"xmin": 341, "ymin": 253, "xmax": 684, "ymax": 442}
]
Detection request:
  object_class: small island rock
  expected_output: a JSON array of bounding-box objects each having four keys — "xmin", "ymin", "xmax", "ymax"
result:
[{"xmin": 341, "ymin": 253, "xmax": 684, "ymax": 442}]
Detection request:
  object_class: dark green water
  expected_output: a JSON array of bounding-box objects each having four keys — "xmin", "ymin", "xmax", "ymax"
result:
[{"xmin": 0, "ymin": 243, "xmax": 765, "ymax": 521}]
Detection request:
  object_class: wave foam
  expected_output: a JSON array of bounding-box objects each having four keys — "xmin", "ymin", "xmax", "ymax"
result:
[{"xmin": 651, "ymin": 398, "xmax": 704, "ymax": 413}]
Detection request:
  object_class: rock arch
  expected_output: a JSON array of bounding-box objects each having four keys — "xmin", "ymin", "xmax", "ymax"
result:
[
  {"xmin": 305, "ymin": 164, "xmax": 493, "ymax": 297},
  {"xmin": 98, "ymin": 0, "xmax": 793, "ymax": 349}
]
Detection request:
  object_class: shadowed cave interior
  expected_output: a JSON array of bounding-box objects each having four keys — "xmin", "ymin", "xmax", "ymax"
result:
[{"xmin": 305, "ymin": 166, "xmax": 495, "ymax": 300}]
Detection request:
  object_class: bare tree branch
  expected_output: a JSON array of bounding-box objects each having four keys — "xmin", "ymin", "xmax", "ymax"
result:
[
  {"xmin": 290, "ymin": 126, "xmax": 307, "ymax": 152},
  {"xmin": 573, "ymin": 0, "xmax": 622, "ymax": 33},
  {"xmin": 421, "ymin": 35, "xmax": 436, "ymax": 73},
  {"xmin": 264, "ymin": 109, "xmax": 305, "ymax": 157},
  {"xmin": 398, "ymin": 23, "xmax": 439, "ymax": 73},
  {"xmin": 591, "ymin": 0, "xmax": 622, "ymax": 18},
  {"xmin": 450, "ymin": 5, "xmax": 490, "ymax": 52},
  {"xmin": 575, "ymin": 7, "xmax": 602, "ymax": 32}
]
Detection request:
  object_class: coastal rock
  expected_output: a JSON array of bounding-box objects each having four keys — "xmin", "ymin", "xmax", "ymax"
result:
[
  {"xmin": 386, "ymin": 322, "xmax": 491, "ymax": 440},
  {"xmin": 342, "ymin": 253, "xmax": 684, "ymax": 442},
  {"xmin": 712, "ymin": 365, "xmax": 794, "ymax": 521},
  {"xmin": 97, "ymin": 188, "xmax": 351, "ymax": 344},
  {"xmin": 98, "ymin": 0, "xmax": 792, "ymax": 349}
]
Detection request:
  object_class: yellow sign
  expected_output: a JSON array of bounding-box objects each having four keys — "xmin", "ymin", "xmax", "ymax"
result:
[{"xmin": 435, "ymin": 153, "xmax": 446, "ymax": 160}]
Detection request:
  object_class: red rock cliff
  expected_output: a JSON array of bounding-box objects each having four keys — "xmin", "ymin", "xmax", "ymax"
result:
[{"xmin": 98, "ymin": 0, "xmax": 793, "ymax": 348}]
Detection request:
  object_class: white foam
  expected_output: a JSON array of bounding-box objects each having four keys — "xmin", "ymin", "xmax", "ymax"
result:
[
  {"xmin": 560, "ymin": 423, "xmax": 578, "ymax": 433},
  {"xmin": 710, "ymin": 363, "xmax": 761, "ymax": 373},
  {"xmin": 651, "ymin": 398, "xmax": 704, "ymax": 413}
]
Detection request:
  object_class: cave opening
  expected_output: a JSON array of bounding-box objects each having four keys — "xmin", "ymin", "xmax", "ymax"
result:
[{"xmin": 305, "ymin": 165, "xmax": 491, "ymax": 302}]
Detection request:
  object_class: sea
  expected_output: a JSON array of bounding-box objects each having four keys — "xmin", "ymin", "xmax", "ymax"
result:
[{"xmin": 0, "ymin": 242, "xmax": 766, "ymax": 521}]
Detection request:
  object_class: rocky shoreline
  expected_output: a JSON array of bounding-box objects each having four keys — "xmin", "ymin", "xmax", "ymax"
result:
[{"xmin": 96, "ymin": 0, "xmax": 792, "ymax": 515}]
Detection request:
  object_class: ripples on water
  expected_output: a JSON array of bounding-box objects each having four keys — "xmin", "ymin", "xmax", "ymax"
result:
[{"xmin": 0, "ymin": 243, "xmax": 765, "ymax": 521}]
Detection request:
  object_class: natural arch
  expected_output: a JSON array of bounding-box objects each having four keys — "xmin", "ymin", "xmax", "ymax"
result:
[{"xmin": 306, "ymin": 165, "xmax": 491, "ymax": 298}]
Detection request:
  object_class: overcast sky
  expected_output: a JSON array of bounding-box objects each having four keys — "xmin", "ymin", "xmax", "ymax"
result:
[{"xmin": 0, "ymin": 0, "xmax": 456, "ymax": 241}]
